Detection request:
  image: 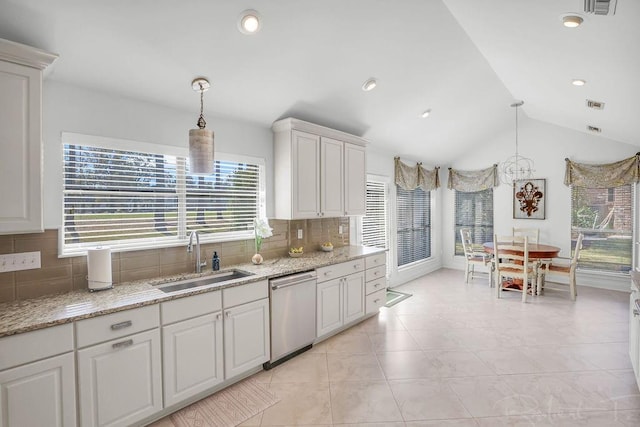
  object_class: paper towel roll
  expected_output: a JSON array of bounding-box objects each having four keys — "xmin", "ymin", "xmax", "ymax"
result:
[{"xmin": 87, "ymin": 247, "xmax": 113, "ymax": 291}]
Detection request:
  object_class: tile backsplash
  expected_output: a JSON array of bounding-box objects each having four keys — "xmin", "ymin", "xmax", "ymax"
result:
[{"xmin": 0, "ymin": 217, "xmax": 350, "ymax": 303}]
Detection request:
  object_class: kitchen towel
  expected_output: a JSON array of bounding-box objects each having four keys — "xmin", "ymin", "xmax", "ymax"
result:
[{"xmin": 87, "ymin": 246, "xmax": 112, "ymax": 290}]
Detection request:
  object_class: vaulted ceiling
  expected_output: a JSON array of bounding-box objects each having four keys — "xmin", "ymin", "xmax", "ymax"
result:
[{"xmin": 1, "ymin": 0, "xmax": 638, "ymax": 165}]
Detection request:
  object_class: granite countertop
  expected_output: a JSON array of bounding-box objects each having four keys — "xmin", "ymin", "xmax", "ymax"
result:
[{"xmin": 0, "ymin": 245, "xmax": 385, "ymax": 338}]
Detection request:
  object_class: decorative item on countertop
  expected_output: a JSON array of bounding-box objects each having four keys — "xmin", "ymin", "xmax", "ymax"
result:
[
  {"xmin": 252, "ymin": 217, "xmax": 273, "ymax": 265},
  {"xmin": 87, "ymin": 246, "xmax": 113, "ymax": 291},
  {"xmin": 321, "ymin": 242, "xmax": 334, "ymax": 252},
  {"xmin": 212, "ymin": 251, "xmax": 220, "ymax": 271},
  {"xmin": 289, "ymin": 246, "xmax": 304, "ymax": 258}
]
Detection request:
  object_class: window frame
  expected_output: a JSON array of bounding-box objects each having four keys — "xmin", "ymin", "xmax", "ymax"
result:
[
  {"xmin": 570, "ymin": 184, "xmax": 633, "ymax": 274},
  {"xmin": 358, "ymin": 175, "xmax": 390, "ymax": 276},
  {"xmin": 453, "ymin": 188, "xmax": 494, "ymax": 256},
  {"xmin": 59, "ymin": 133, "xmax": 266, "ymax": 256},
  {"xmin": 395, "ymin": 184, "xmax": 432, "ymax": 268}
]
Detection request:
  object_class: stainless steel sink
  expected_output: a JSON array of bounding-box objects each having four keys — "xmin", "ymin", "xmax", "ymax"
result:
[{"xmin": 154, "ymin": 269, "xmax": 254, "ymax": 293}]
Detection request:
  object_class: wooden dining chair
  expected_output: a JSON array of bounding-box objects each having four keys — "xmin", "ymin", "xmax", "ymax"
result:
[
  {"xmin": 537, "ymin": 233, "xmax": 584, "ymax": 301},
  {"xmin": 512, "ymin": 227, "xmax": 540, "ymax": 243},
  {"xmin": 493, "ymin": 234, "xmax": 536, "ymax": 303},
  {"xmin": 460, "ymin": 228, "xmax": 491, "ymax": 283}
]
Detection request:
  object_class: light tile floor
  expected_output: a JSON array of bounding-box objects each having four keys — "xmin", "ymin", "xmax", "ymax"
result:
[{"xmin": 152, "ymin": 268, "xmax": 640, "ymax": 426}]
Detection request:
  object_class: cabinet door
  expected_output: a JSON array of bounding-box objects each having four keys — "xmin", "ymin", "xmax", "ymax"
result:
[
  {"xmin": 317, "ymin": 278, "xmax": 343, "ymax": 337},
  {"xmin": 630, "ymin": 293, "xmax": 640, "ymax": 384},
  {"xmin": 0, "ymin": 61, "xmax": 42, "ymax": 233},
  {"xmin": 224, "ymin": 298, "xmax": 270, "ymax": 379},
  {"xmin": 78, "ymin": 329, "xmax": 162, "ymax": 427},
  {"xmin": 320, "ymin": 137, "xmax": 344, "ymax": 217},
  {"xmin": 343, "ymin": 272, "xmax": 365, "ymax": 324},
  {"xmin": 0, "ymin": 352, "xmax": 75, "ymax": 427},
  {"xmin": 292, "ymin": 130, "xmax": 320, "ymax": 218},
  {"xmin": 344, "ymin": 143, "xmax": 366, "ymax": 216},
  {"xmin": 162, "ymin": 312, "xmax": 224, "ymax": 407}
]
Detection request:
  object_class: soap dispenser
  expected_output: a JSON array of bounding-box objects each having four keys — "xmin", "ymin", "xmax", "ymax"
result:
[{"xmin": 212, "ymin": 251, "xmax": 220, "ymax": 271}]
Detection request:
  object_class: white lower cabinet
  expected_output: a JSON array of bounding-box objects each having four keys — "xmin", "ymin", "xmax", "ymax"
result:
[
  {"xmin": 0, "ymin": 323, "xmax": 76, "ymax": 427},
  {"xmin": 343, "ymin": 273, "xmax": 365, "ymax": 324},
  {"xmin": 317, "ymin": 278, "xmax": 343, "ymax": 336},
  {"xmin": 76, "ymin": 306, "xmax": 162, "ymax": 427},
  {"xmin": 316, "ymin": 263, "xmax": 365, "ymax": 337},
  {"xmin": 223, "ymin": 298, "xmax": 270, "ymax": 379},
  {"xmin": 161, "ymin": 291, "xmax": 224, "ymax": 408},
  {"xmin": 365, "ymin": 253, "xmax": 388, "ymax": 315},
  {"xmin": 0, "ymin": 352, "xmax": 76, "ymax": 427},
  {"xmin": 162, "ymin": 313, "xmax": 224, "ymax": 407}
]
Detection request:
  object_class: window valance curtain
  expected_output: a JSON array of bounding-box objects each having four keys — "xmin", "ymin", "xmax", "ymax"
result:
[
  {"xmin": 564, "ymin": 153, "xmax": 640, "ymax": 188},
  {"xmin": 447, "ymin": 164, "xmax": 499, "ymax": 192},
  {"xmin": 394, "ymin": 157, "xmax": 440, "ymax": 191}
]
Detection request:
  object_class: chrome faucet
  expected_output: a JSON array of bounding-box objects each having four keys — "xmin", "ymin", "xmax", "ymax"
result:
[{"xmin": 187, "ymin": 231, "xmax": 207, "ymax": 273}]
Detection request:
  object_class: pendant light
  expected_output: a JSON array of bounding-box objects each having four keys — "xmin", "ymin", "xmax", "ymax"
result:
[
  {"xmin": 499, "ymin": 101, "xmax": 534, "ymax": 184},
  {"xmin": 189, "ymin": 78, "xmax": 214, "ymax": 175}
]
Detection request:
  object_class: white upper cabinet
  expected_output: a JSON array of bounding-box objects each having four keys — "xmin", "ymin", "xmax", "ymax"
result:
[
  {"xmin": 344, "ymin": 143, "xmax": 366, "ymax": 216},
  {"xmin": 320, "ymin": 136, "xmax": 345, "ymax": 217},
  {"xmin": 273, "ymin": 118, "xmax": 367, "ymax": 219},
  {"xmin": 0, "ymin": 39, "xmax": 57, "ymax": 234}
]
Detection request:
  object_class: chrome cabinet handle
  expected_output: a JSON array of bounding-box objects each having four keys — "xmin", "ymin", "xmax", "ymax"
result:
[
  {"xmin": 216, "ymin": 313, "xmax": 221, "ymax": 320},
  {"xmin": 110, "ymin": 320, "xmax": 132, "ymax": 330},
  {"xmin": 373, "ymin": 299, "xmax": 380, "ymax": 303},
  {"xmin": 226, "ymin": 311, "xmax": 231, "ymax": 318},
  {"xmin": 112, "ymin": 339, "xmax": 134, "ymax": 349},
  {"xmin": 324, "ymin": 271, "xmax": 332, "ymax": 276},
  {"xmin": 634, "ymin": 309, "xmax": 640, "ymax": 317},
  {"xmin": 374, "ymin": 283, "xmax": 380, "ymax": 288}
]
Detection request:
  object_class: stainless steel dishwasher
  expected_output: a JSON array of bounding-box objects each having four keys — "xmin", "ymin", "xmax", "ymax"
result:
[{"xmin": 264, "ymin": 270, "xmax": 317, "ymax": 369}]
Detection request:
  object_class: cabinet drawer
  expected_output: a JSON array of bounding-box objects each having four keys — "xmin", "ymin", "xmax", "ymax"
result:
[
  {"xmin": 161, "ymin": 290, "xmax": 222, "ymax": 325},
  {"xmin": 365, "ymin": 288, "xmax": 386, "ymax": 315},
  {"xmin": 76, "ymin": 304, "xmax": 160, "ymax": 348},
  {"xmin": 366, "ymin": 253, "xmax": 386, "ymax": 269},
  {"xmin": 223, "ymin": 280, "xmax": 268, "ymax": 308},
  {"xmin": 365, "ymin": 277, "xmax": 387, "ymax": 296},
  {"xmin": 317, "ymin": 259, "xmax": 365, "ymax": 282},
  {"xmin": 366, "ymin": 265, "xmax": 386, "ymax": 283},
  {"xmin": 0, "ymin": 323, "xmax": 74, "ymax": 371}
]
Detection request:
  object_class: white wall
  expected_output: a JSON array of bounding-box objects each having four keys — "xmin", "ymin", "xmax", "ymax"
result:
[
  {"xmin": 42, "ymin": 81, "xmax": 274, "ymax": 229},
  {"xmin": 441, "ymin": 115, "xmax": 639, "ymax": 290}
]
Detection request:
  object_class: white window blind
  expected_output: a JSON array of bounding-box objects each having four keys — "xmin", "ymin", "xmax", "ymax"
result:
[
  {"xmin": 396, "ymin": 185, "xmax": 431, "ymax": 267},
  {"xmin": 362, "ymin": 180, "xmax": 388, "ymax": 249},
  {"xmin": 62, "ymin": 142, "xmax": 263, "ymax": 255},
  {"xmin": 454, "ymin": 189, "xmax": 493, "ymax": 256},
  {"xmin": 571, "ymin": 184, "xmax": 633, "ymax": 273}
]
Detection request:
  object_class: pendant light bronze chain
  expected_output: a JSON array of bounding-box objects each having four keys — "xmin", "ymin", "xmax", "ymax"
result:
[{"xmin": 197, "ymin": 83, "xmax": 207, "ymax": 129}]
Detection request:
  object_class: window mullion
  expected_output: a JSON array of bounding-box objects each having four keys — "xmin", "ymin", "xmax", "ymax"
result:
[{"xmin": 176, "ymin": 157, "xmax": 187, "ymax": 240}]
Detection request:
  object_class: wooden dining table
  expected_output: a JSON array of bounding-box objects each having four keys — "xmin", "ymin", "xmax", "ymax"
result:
[
  {"xmin": 482, "ymin": 242, "xmax": 561, "ymax": 290},
  {"xmin": 482, "ymin": 242, "xmax": 560, "ymax": 259}
]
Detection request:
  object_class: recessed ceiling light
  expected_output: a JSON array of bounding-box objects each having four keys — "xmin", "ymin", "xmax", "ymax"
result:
[
  {"xmin": 562, "ymin": 14, "xmax": 584, "ymax": 28},
  {"xmin": 572, "ymin": 79, "xmax": 586, "ymax": 86},
  {"xmin": 238, "ymin": 10, "xmax": 261, "ymax": 34},
  {"xmin": 420, "ymin": 109, "xmax": 431, "ymax": 118},
  {"xmin": 362, "ymin": 78, "xmax": 377, "ymax": 92}
]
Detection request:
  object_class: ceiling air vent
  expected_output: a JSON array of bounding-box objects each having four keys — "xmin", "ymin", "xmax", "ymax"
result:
[
  {"xmin": 586, "ymin": 99, "xmax": 605, "ymax": 110},
  {"xmin": 584, "ymin": 0, "xmax": 617, "ymax": 15},
  {"xmin": 587, "ymin": 125, "xmax": 602, "ymax": 133}
]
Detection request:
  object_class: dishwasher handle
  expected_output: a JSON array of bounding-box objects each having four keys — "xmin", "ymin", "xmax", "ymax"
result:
[{"xmin": 270, "ymin": 271, "xmax": 316, "ymax": 289}]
